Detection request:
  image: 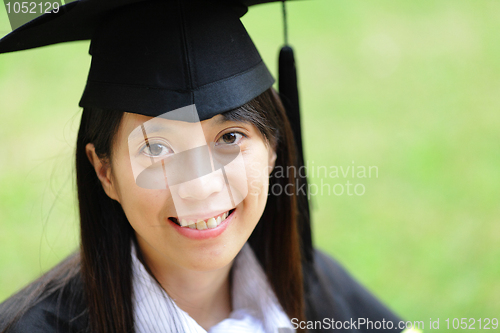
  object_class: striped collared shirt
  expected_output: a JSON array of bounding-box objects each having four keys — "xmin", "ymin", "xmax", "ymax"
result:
[{"xmin": 132, "ymin": 243, "xmax": 294, "ymax": 333}]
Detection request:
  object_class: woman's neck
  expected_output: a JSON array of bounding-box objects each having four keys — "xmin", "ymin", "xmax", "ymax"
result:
[{"xmin": 136, "ymin": 237, "xmax": 233, "ymax": 330}]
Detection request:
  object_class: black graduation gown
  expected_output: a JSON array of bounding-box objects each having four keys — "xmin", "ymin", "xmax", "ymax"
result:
[{"xmin": 0, "ymin": 250, "xmax": 403, "ymax": 333}]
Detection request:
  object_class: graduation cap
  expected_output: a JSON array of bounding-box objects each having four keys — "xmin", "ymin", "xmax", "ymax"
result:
[{"xmin": 0, "ymin": 0, "xmax": 312, "ymax": 262}]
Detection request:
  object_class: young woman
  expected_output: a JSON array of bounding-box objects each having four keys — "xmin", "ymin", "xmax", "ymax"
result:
[{"xmin": 0, "ymin": 0, "xmax": 405, "ymax": 332}]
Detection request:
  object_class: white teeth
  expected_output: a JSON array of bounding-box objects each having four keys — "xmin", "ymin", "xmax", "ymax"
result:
[
  {"xmin": 207, "ymin": 217, "xmax": 217, "ymax": 229},
  {"xmin": 196, "ymin": 220, "xmax": 207, "ymax": 230},
  {"xmin": 178, "ymin": 210, "xmax": 232, "ymax": 229}
]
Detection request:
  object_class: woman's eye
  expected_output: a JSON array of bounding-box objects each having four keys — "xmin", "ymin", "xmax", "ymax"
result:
[
  {"xmin": 141, "ymin": 143, "xmax": 171, "ymax": 157},
  {"xmin": 216, "ymin": 132, "xmax": 244, "ymax": 145}
]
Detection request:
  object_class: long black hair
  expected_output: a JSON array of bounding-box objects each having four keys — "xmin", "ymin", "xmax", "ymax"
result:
[{"xmin": 0, "ymin": 88, "xmax": 307, "ymax": 332}]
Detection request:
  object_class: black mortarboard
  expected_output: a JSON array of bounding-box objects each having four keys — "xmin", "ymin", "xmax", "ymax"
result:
[{"xmin": 0, "ymin": 0, "xmax": 312, "ymax": 262}]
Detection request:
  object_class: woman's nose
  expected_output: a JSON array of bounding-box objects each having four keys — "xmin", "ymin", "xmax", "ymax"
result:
[{"xmin": 176, "ymin": 169, "xmax": 225, "ymax": 200}]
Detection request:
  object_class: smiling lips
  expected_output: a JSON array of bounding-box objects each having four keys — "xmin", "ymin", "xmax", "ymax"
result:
[{"xmin": 170, "ymin": 209, "xmax": 234, "ymax": 230}]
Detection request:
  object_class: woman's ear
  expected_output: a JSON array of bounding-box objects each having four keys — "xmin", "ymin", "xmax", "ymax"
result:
[{"xmin": 85, "ymin": 143, "xmax": 120, "ymax": 202}]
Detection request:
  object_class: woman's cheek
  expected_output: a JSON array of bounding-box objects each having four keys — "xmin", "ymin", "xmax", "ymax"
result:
[
  {"xmin": 248, "ymin": 179, "xmax": 263, "ymax": 196},
  {"xmin": 122, "ymin": 187, "xmax": 169, "ymax": 225},
  {"xmin": 240, "ymin": 145, "xmax": 270, "ymax": 197}
]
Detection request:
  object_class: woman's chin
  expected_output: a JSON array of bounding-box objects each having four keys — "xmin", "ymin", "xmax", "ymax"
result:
[{"xmin": 178, "ymin": 247, "xmax": 238, "ymax": 272}]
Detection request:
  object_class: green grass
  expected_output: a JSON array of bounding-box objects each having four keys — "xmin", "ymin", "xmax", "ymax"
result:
[{"xmin": 1, "ymin": 0, "xmax": 499, "ymax": 328}]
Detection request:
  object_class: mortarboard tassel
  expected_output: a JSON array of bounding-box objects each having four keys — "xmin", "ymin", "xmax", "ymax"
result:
[
  {"xmin": 279, "ymin": 45, "xmax": 302, "ymax": 159},
  {"xmin": 278, "ymin": 0, "xmax": 313, "ymax": 263}
]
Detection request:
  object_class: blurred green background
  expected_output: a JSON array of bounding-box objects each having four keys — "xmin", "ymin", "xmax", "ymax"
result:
[{"xmin": 1, "ymin": 0, "xmax": 499, "ymax": 328}]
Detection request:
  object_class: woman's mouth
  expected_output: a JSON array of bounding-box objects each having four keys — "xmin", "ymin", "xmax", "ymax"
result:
[{"xmin": 169, "ymin": 209, "xmax": 235, "ymax": 230}]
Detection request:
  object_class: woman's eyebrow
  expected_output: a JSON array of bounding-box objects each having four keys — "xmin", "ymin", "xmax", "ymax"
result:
[
  {"xmin": 142, "ymin": 122, "xmax": 174, "ymax": 133},
  {"xmin": 129, "ymin": 122, "xmax": 173, "ymax": 139},
  {"xmin": 218, "ymin": 115, "xmax": 250, "ymax": 125},
  {"xmin": 215, "ymin": 116, "xmax": 230, "ymax": 125}
]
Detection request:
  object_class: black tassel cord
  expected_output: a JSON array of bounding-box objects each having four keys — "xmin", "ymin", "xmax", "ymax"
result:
[{"xmin": 278, "ymin": 0, "xmax": 313, "ymax": 264}]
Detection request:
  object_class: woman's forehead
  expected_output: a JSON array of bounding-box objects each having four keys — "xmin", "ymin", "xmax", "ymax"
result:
[{"xmin": 122, "ymin": 112, "xmax": 226, "ymax": 131}]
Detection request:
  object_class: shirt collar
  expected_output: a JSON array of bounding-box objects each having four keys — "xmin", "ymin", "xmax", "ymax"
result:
[{"xmin": 131, "ymin": 242, "xmax": 294, "ymax": 333}]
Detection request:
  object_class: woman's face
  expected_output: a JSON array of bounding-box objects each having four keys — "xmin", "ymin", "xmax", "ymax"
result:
[{"xmin": 89, "ymin": 111, "xmax": 276, "ymax": 273}]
